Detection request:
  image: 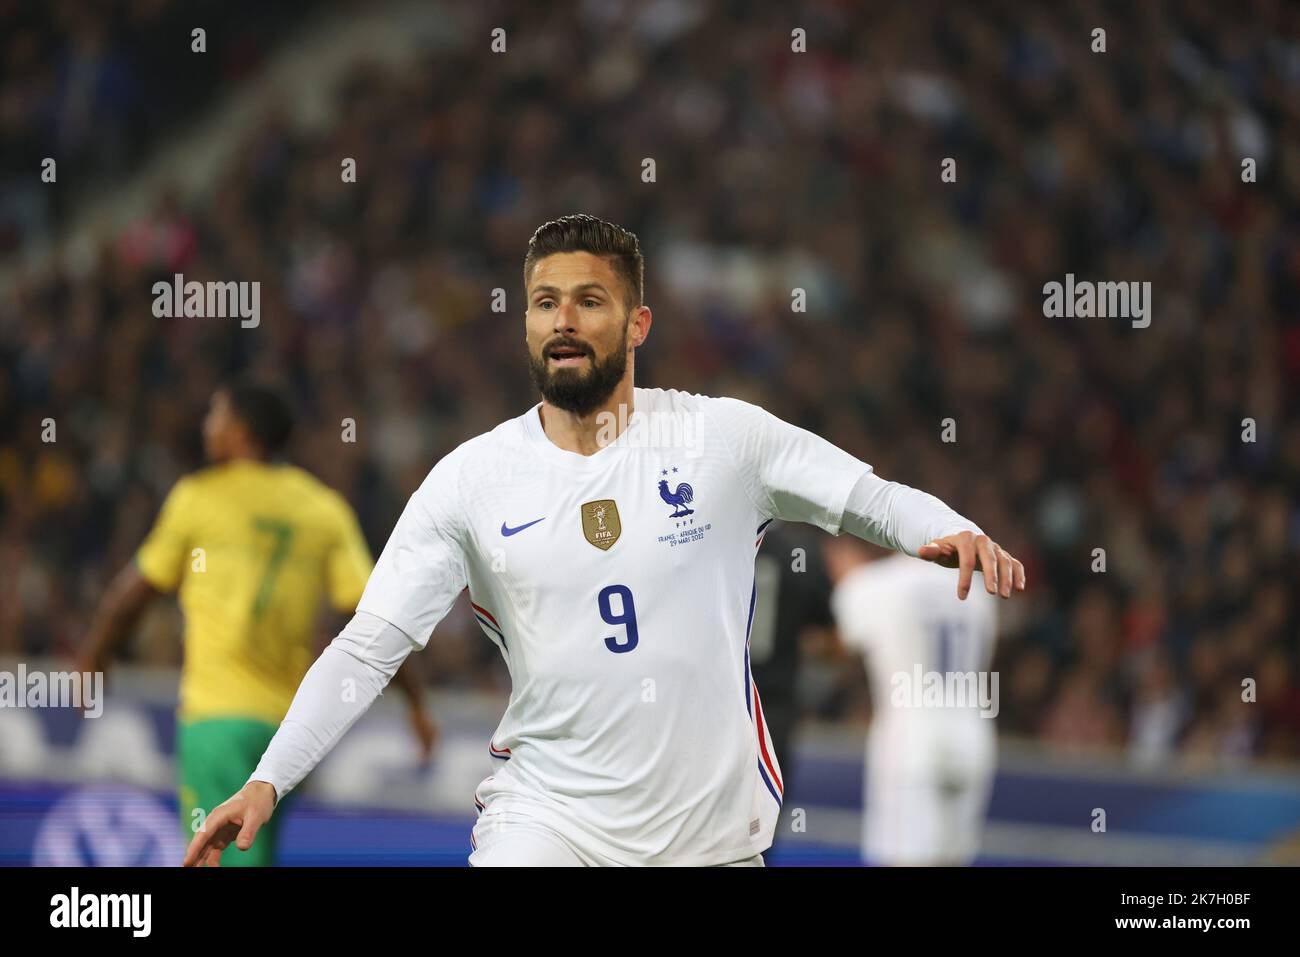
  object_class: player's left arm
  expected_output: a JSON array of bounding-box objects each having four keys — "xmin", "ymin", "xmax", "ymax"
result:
[
  {"xmin": 842, "ymin": 471, "xmax": 1025, "ymax": 601},
  {"xmin": 705, "ymin": 397, "xmax": 1024, "ymax": 602}
]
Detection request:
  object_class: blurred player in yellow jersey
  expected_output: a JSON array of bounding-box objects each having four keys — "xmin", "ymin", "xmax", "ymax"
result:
[{"xmin": 79, "ymin": 380, "xmax": 437, "ymax": 866}]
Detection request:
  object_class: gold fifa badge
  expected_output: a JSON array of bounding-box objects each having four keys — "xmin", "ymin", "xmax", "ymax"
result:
[{"xmin": 581, "ymin": 499, "xmax": 621, "ymax": 551}]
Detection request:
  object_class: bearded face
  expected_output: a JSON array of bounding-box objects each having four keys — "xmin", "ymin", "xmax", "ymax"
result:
[
  {"xmin": 524, "ymin": 252, "xmax": 638, "ymax": 416},
  {"xmin": 527, "ymin": 323, "xmax": 629, "ymax": 416}
]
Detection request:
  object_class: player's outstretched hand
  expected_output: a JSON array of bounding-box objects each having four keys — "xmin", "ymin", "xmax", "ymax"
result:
[
  {"xmin": 183, "ymin": 781, "xmax": 277, "ymax": 867},
  {"xmin": 917, "ymin": 531, "xmax": 1025, "ymax": 601}
]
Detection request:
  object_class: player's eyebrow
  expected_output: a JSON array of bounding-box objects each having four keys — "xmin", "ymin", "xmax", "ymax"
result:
[{"xmin": 530, "ymin": 282, "xmax": 611, "ymax": 299}]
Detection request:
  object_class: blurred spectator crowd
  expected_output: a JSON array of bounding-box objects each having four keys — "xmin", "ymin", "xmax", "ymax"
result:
[
  {"xmin": 1, "ymin": 0, "xmax": 1298, "ymax": 768},
  {"xmin": 0, "ymin": 0, "xmax": 326, "ymax": 256}
]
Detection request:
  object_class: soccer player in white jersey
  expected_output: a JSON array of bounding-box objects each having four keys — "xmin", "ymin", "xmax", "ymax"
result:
[
  {"xmin": 184, "ymin": 214, "xmax": 1025, "ymax": 868},
  {"xmin": 825, "ymin": 537, "xmax": 999, "ymax": 866}
]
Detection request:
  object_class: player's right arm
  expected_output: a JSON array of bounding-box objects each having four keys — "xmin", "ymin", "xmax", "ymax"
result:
[
  {"xmin": 183, "ymin": 780, "xmax": 277, "ymax": 867},
  {"xmin": 184, "ymin": 450, "xmax": 470, "ymax": 865},
  {"xmin": 183, "ymin": 610, "xmax": 412, "ymax": 866},
  {"xmin": 322, "ymin": 493, "xmax": 437, "ymax": 760},
  {"xmin": 78, "ymin": 565, "xmax": 158, "ymax": 678},
  {"xmin": 78, "ymin": 479, "xmax": 192, "ymax": 678}
]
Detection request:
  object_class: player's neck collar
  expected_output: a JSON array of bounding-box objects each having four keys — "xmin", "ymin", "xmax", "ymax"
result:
[{"xmin": 522, "ymin": 394, "xmax": 640, "ymax": 469}]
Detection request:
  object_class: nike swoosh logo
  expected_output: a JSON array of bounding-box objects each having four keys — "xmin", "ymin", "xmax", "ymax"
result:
[{"xmin": 501, "ymin": 517, "xmax": 546, "ymax": 537}]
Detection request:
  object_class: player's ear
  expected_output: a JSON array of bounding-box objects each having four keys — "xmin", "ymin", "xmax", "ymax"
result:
[{"xmin": 630, "ymin": 305, "xmax": 652, "ymax": 348}]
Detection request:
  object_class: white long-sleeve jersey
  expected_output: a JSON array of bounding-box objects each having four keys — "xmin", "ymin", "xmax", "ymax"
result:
[
  {"xmin": 833, "ymin": 553, "xmax": 999, "ymax": 731},
  {"xmin": 251, "ymin": 387, "xmax": 980, "ymax": 865}
]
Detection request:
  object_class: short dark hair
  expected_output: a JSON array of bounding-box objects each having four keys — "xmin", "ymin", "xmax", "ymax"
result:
[
  {"xmin": 221, "ymin": 379, "xmax": 294, "ymax": 457},
  {"xmin": 523, "ymin": 214, "xmax": 644, "ymax": 312}
]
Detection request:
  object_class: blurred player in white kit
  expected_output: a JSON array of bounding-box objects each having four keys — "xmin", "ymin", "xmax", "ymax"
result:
[{"xmin": 825, "ymin": 537, "xmax": 999, "ymax": 866}]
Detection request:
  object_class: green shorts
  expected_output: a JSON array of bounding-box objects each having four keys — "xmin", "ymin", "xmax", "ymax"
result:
[{"xmin": 177, "ymin": 717, "xmax": 289, "ymax": 867}]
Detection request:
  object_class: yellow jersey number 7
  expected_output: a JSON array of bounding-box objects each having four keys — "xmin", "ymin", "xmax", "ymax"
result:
[{"xmin": 250, "ymin": 518, "xmax": 295, "ymax": 619}]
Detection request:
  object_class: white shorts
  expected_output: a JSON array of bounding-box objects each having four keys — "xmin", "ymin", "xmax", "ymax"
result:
[
  {"xmin": 468, "ymin": 816, "xmax": 765, "ymax": 867},
  {"xmin": 864, "ymin": 715, "xmax": 995, "ymax": 866}
]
